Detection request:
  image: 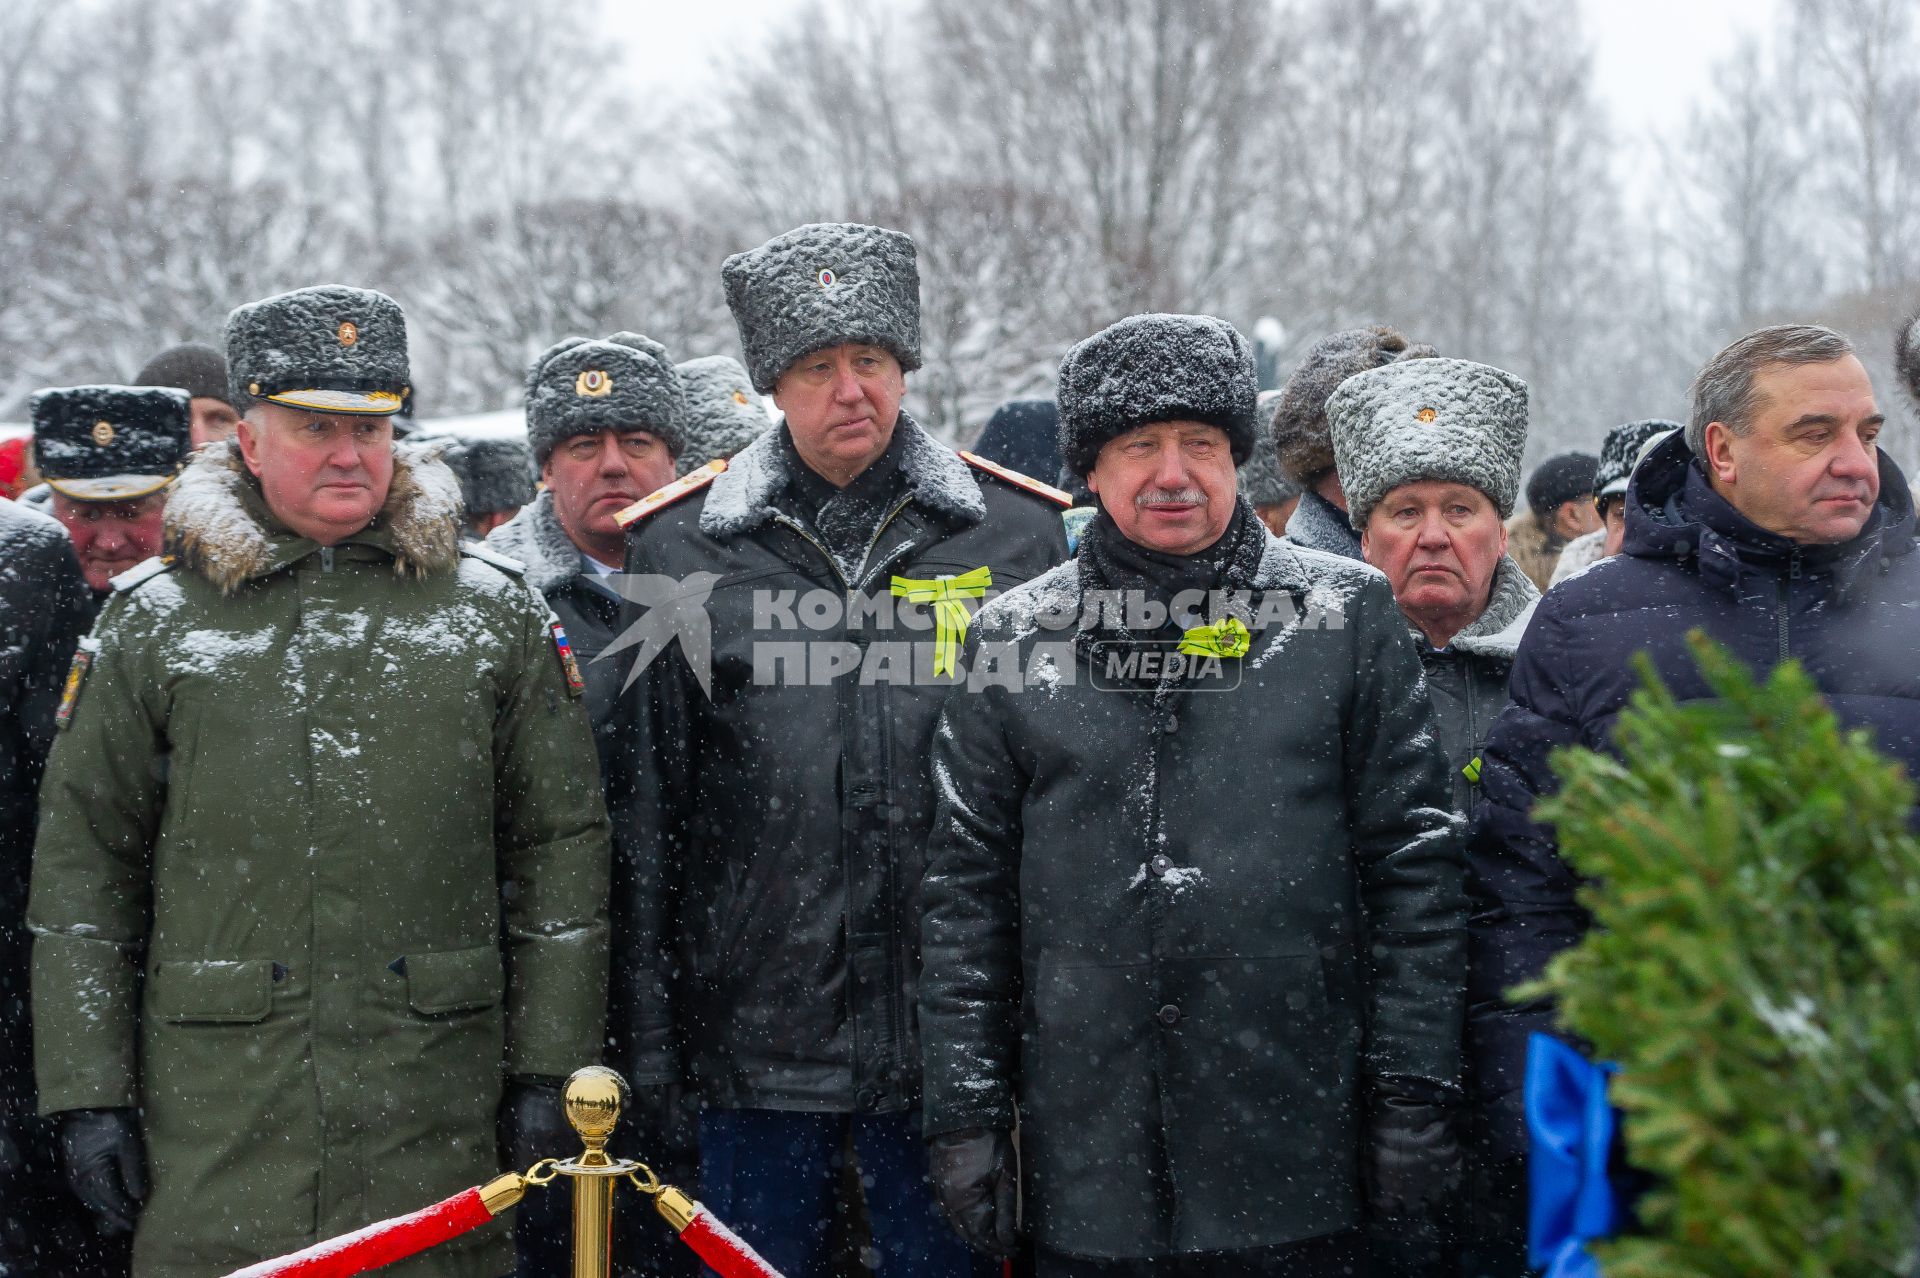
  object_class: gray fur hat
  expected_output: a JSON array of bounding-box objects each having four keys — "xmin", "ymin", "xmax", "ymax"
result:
[
  {"xmin": 675, "ymin": 355, "xmax": 771, "ymax": 475},
  {"xmin": 1899, "ymin": 315, "xmax": 1920, "ymax": 408},
  {"xmin": 1272, "ymin": 326, "xmax": 1437, "ymax": 487},
  {"xmin": 226, "ymin": 285, "xmax": 410, "ymax": 415},
  {"xmin": 1239, "ymin": 390, "xmax": 1300, "ymax": 506},
  {"xmin": 1056, "ymin": 313, "xmax": 1259, "ymax": 478},
  {"xmin": 1595, "ymin": 419, "xmax": 1679, "ymax": 501},
  {"xmin": 721, "ymin": 222, "xmax": 922, "ymax": 394},
  {"xmin": 1326, "ymin": 357, "xmax": 1529, "ymax": 530},
  {"xmin": 135, "ymin": 342, "xmax": 231, "ymax": 405},
  {"xmin": 524, "ymin": 332, "xmax": 686, "ymax": 467},
  {"xmin": 32, "ymin": 384, "xmax": 192, "ymax": 500},
  {"xmin": 439, "ymin": 436, "xmax": 535, "ymax": 514}
]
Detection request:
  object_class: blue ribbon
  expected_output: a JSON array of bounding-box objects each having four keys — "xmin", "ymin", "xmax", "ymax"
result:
[{"xmin": 1526, "ymin": 1032, "xmax": 1621, "ymax": 1277}]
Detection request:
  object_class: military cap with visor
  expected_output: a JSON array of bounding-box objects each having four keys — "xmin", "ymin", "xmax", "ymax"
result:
[
  {"xmin": 31, "ymin": 384, "xmax": 192, "ymax": 501},
  {"xmin": 225, "ymin": 284, "xmax": 411, "ymax": 416}
]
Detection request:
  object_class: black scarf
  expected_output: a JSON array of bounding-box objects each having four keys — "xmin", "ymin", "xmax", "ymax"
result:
[
  {"xmin": 780, "ymin": 425, "xmax": 910, "ymax": 579},
  {"xmin": 1079, "ymin": 498, "xmax": 1264, "ymax": 636}
]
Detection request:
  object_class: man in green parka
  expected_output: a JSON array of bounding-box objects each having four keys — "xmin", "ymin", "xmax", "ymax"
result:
[{"xmin": 29, "ymin": 285, "xmax": 611, "ymax": 1278}]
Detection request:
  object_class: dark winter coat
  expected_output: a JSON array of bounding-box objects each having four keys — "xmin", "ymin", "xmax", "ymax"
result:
[
  {"xmin": 918, "ymin": 518, "xmax": 1466, "ymax": 1259},
  {"xmin": 1468, "ymin": 432, "xmax": 1920, "ymax": 1171},
  {"xmin": 617, "ymin": 416, "xmax": 1069, "ymax": 1115},
  {"xmin": 1283, "ymin": 488, "xmax": 1363, "ymax": 560},
  {"xmin": 29, "ymin": 442, "xmax": 611, "ymax": 1278},
  {"xmin": 1416, "ymin": 557, "xmax": 1536, "ymax": 821},
  {"xmin": 0, "ymin": 499, "xmax": 111, "ymax": 1273}
]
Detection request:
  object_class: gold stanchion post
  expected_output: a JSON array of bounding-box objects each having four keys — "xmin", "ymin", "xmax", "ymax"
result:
[{"xmin": 558, "ymin": 1066, "xmax": 631, "ymax": 1278}]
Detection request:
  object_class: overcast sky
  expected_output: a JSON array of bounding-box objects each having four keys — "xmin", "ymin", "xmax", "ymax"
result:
[{"xmin": 609, "ymin": 0, "xmax": 1777, "ymax": 152}]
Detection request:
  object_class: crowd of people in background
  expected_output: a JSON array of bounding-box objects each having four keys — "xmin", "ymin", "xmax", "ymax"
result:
[{"xmin": 4, "ymin": 219, "xmax": 1919, "ymax": 1278}]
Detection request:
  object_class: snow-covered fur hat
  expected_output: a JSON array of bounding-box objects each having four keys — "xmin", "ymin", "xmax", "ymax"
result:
[
  {"xmin": 439, "ymin": 436, "xmax": 535, "ymax": 514},
  {"xmin": 31, "ymin": 384, "xmax": 191, "ymax": 500},
  {"xmin": 675, "ymin": 355, "xmax": 771, "ymax": 475},
  {"xmin": 1272, "ymin": 326, "xmax": 1436, "ymax": 487},
  {"xmin": 1594, "ymin": 418, "xmax": 1679, "ymax": 502},
  {"xmin": 1239, "ymin": 390, "xmax": 1300, "ymax": 506},
  {"xmin": 722, "ymin": 222, "xmax": 922, "ymax": 394},
  {"xmin": 1056, "ymin": 313, "xmax": 1258, "ymax": 478},
  {"xmin": 1898, "ymin": 315, "xmax": 1920, "ymax": 408},
  {"xmin": 1327, "ymin": 356, "xmax": 1529, "ymax": 530},
  {"xmin": 524, "ymin": 332, "xmax": 686, "ymax": 467},
  {"xmin": 226, "ymin": 285, "xmax": 411, "ymax": 415}
]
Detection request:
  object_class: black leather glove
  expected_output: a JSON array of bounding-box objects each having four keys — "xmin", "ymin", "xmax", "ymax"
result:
[
  {"xmin": 1367, "ymin": 1095, "xmax": 1462, "ymax": 1218},
  {"xmin": 499, "ymin": 1079, "xmax": 573, "ymax": 1170},
  {"xmin": 60, "ymin": 1108, "xmax": 147, "ymax": 1235},
  {"xmin": 927, "ymin": 1127, "xmax": 1018, "ymax": 1259}
]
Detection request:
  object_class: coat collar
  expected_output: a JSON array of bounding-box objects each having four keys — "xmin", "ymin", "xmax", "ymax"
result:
[
  {"xmin": 1282, "ymin": 488, "xmax": 1364, "ymax": 561},
  {"xmin": 163, "ymin": 438, "xmax": 462, "ymax": 595},
  {"xmin": 487, "ymin": 489, "xmax": 584, "ymax": 594},
  {"xmin": 698, "ymin": 412, "xmax": 986, "ymax": 539},
  {"xmin": 1443, "ymin": 556, "xmax": 1539, "ymax": 659}
]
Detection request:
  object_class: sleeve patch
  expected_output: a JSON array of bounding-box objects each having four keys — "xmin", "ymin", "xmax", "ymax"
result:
[
  {"xmin": 55, "ymin": 645, "xmax": 95, "ymax": 731},
  {"xmin": 550, "ymin": 621, "xmax": 586, "ymax": 699}
]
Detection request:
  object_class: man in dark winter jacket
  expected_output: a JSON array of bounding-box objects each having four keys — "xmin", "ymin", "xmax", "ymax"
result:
[
  {"xmin": 489, "ymin": 332, "xmax": 692, "ymax": 1278},
  {"xmin": 616, "ymin": 222, "xmax": 1069, "ymax": 1278},
  {"xmin": 1468, "ymin": 324, "xmax": 1920, "ymax": 1273},
  {"xmin": 1273, "ymin": 325, "xmax": 1436, "ymax": 559},
  {"xmin": 0, "ymin": 498, "xmax": 127, "ymax": 1277},
  {"xmin": 1327, "ymin": 359, "xmax": 1538, "ymax": 1275},
  {"xmin": 919, "ymin": 313, "xmax": 1466, "ymax": 1277},
  {"xmin": 1505, "ymin": 452, "xmax": 1599, "ymax": 593}
]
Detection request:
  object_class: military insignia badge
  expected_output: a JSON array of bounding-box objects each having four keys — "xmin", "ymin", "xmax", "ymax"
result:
[
  {"xmin": 816, "ymin": 268, "xmax": 836, "ymax": 288},
  {"xmin": 55, "ymin": 643, "xmax": 94, "ymax": 731},
  {"xmin": 338, "ymin": 320, "xmax": 359, "ymax": 346},
  {"xmin": 1417, "ymin": 406, "xmax": 1437, "ymax": 423},
  {"xmin": 731, "ymin": 389, "xmax": 750, "ymax": 406},
  {"xmin": 550, "ymin": 621, "xmax": 586, "ymax": 698},
  {"xmin": 91, "ymin": 419, "xmax": 115, "ymax": 446},
  {"xmin": 576, "ymin": 369, "xmax": 612, "ymax": 398}
]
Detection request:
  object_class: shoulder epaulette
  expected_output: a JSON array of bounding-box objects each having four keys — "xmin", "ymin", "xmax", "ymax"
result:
[
  {"xmin": 110, "ymin": 555, "xmax": 176, "ymax": 592},
  {"xmin": 615, "ymin": 458, "xmax": 727, "ymax": 529},
  {"xmin": 460, "ymin": 541, "xmax": 526, "ymax": 576},
  {"xmin": 959, "ymin": 451, "xmax": 1073, "ymax": 508}
]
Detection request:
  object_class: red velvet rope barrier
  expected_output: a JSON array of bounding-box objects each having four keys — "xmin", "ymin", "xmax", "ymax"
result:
[
  {"xmin": 221, "ymin": 1186, "xmax": 496, "ymax": 1278},
  {"xmin": 675, "ymin": 1203, "xmax": 785, "ymax": 1278}
]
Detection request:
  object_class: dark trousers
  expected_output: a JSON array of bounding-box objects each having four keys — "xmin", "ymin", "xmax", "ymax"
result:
[
  {"xmin": 1034, "ymin": 1231, "xmax": 1366, "ymax": 1277},
  {"xmin": 699, "ymin": 1106, "xmax": 990, "ymax": 1278}
]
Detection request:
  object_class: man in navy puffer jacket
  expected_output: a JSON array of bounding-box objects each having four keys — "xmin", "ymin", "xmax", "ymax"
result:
[{"xmin": 1463, "ymin": 323, "xmax": 1920, "ymax": 1274}]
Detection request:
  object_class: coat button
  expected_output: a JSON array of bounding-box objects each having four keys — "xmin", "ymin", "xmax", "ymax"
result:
[
  {"xmin": 1156, "ymin": 1003, "xmax": 1181, "ymax": 1026},
  {"xmin": 1150, "ymin": 854, "xmax": 1174, "ymax": 876},
  {"xmin": 855, "ymin": 1086, "xmax": 880, "ymax": 1110}
]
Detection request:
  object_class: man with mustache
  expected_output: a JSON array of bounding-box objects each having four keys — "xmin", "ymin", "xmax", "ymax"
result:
[
  {"xmin": 918, "ymin": 313, "xmax": 1465, "ymax": 1276},
  {"xmin": 1468, "ymin": 324, "xmax": 1920, "ymax": 1274},
  {"xmin": 1325, "ymin": 358, "xmax": 1539, "ymax": 1273},
  {"xmin": 29, "ymin": 285, "xmax": 610, "ymax": 1278}
]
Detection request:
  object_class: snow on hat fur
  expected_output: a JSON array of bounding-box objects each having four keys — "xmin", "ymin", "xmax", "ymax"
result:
[
  {"xmin": 32, "ymin": 384, "xmax": 192, "ymax": 500},
  {"xmin": 439, "ymin": 436, "xmax": 535, "ymax": 514},
  {"xmin": 1595, "ymin": 418, "xmax": 1679, "ymax": 501},
  {"xmin": 1056, "ymin": 313, "xmax": 1258, "ymax": 478},
  {"xmin": 722, "ymin": 222, "xmax": 922, "ymax": 394},
  {"xmin": 1239, "ymin": 390, "xmax": 1300, "ymax": 506},
  {"xmin": 1899, "ymin": 315, "xmax": 1920, "ymax": 409},
  {"xmin": 524, "ymin": 332, "xmax": 686, "ymax": 467},
  {"xmin": 675, "ymin": 355, "xmax": 771, "ymax": 475},
  {"xmin": 1272, "ymin": 326, "xmax": 1437, "ymax": 487},
  {"xmin": 226, "ymin": 285, "xmax": 410, "ymax": 415},
  {"xmin": 1326, "ymin": 357, "xmax": 1528, "ymax": 530},
  {"xmin": 135, "ymin": 342, "xmax": 231, "ymax": 405}
]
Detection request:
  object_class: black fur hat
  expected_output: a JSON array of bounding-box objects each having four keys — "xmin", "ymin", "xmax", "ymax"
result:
[
  {"xmin": 1056, "ymin": 313, "xmax": 1258, "ymax": 478},
  {"xmin": 722, "ymin": 222, "xmax": 922, "ymax": 394},
  {"xmin": 32, "ymin": 384, "xmax": 192, "ymax": 500},
  {"xmin": 439, "ymin": 437, "xmax": 535, "ymax": 515},
  {"xmin": 523, "ymin": 332, "xmax": 687, "ymax": 467},
  {"xmin": 226, "ymin": 285, "xmax": 410, "ymax": 415}
]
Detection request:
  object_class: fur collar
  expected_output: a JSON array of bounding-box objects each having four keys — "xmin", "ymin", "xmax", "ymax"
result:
[
  {"xmin": 164, "ymin": 439, "xmax": 462, "ymax": 595},
  {"xmin": 486, "ymin": 490, "xmax": 584, "ymax": 594},
  {"xmin": 1445, "ymin": 555, "xmax": 1539, "ymax": 659},
  {"xmin": 699, "ymin": 412, "xmax": 986, "ymax": 538}
]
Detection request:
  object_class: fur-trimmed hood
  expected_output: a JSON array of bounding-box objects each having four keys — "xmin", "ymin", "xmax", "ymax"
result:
[
  {"xmin": 487, "ymin": 489, "xmax": 584, "ymax": 594},
  {"xmin": 1444, "ymin": 555, "xmax": 1539, "ymax": 659},
  {"xmin": 164, "ymin": 439, "xmax": 462, "ymax": 594},
  {"xmin": 698, "ymin": 412, "xmax": 985, "ymax": 538}
]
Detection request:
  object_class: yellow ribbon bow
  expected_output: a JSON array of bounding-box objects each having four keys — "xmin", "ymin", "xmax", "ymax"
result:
[
  {"xmin": 891, "ymin": 566, "xmax": 993, "ymax": 676},
  {"xmin": 1177, "ymin": 615, "xmax": 1251, "ymax": 660}
]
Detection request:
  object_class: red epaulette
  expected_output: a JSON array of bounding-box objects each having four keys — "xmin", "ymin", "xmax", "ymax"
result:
[
  {"xmin": 958, "ymin": 451, "xmax": 1073, "ymax": 508},
  {"xmin": 614, "ymin": 458, "xmax": 728, "ymax": 529}
]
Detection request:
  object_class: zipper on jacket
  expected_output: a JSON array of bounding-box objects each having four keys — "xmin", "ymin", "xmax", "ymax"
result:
[
  {"xmin": 320, "ymin": 546, "xmax": 335, "ymax": 573},
  {"xmin": 1776, "ymin": 550, "xmax": 1802, "ymax": 661},
  {"xmin": 772, "ymin": 493, "xmax": 916, "ymax": 601}
]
